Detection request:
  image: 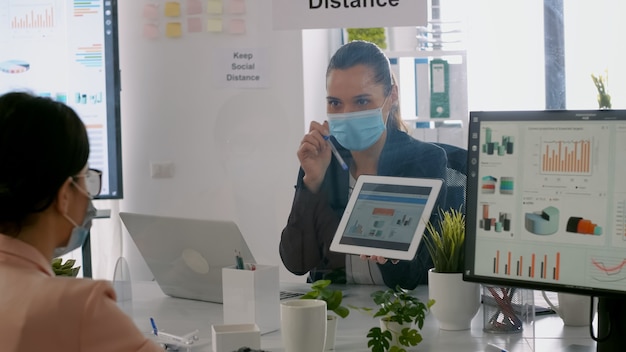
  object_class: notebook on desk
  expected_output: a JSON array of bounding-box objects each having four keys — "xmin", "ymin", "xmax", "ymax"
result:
[{"xmin": 120, "ymin": 212, "xmax": 306, "ymax": 303}]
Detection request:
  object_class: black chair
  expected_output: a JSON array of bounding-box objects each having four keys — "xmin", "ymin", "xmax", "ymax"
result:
[{"xmin": 433, "ymin": 142, "xmax": 468, "ymax": 215}]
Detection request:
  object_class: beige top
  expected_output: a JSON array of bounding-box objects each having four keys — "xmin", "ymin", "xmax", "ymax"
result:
[{"xmin": 0, "ymin": 234, "xmax": 162, "ymax": 352}]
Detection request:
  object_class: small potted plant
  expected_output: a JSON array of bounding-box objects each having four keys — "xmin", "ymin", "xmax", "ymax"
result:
[
  {"xmin": 424, "ymin": 208, "xmax": 480, "ymax": 330},
  {"xmin": 51, "ymin": 258, "xmax": 81, "ymax": 277},
  {"xmin": 300, "ymin": 279, "xmax": 349, "ymax": 350},
  {"xmin": 354, "ymin": 286, "xmax": 433, "ymax": 352}
]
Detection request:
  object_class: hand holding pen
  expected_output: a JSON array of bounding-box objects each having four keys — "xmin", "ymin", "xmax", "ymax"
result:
[{"xmin": 297, "ymin": 121, "xmax": 347, "ymax": 193}]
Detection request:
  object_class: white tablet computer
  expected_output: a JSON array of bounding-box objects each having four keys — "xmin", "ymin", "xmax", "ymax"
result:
[{"xmin": 330, "ymin": 175, "xmax": 443, "ymax": 261}]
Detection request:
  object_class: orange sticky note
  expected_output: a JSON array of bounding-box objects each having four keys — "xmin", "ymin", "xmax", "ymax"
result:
[
  {"xmin": 143, "ymin": 3, "xmax": 159, "ymax": 19},
  {"xmin": 164, "ymin": 1, "xmax": 181, "ymax": 17},
  {"xmin": 187, "ymin": 17, "xmax": 202, "ymax": 33},
  {"xmin": 227, "ymin": 0, "xmax": 245, "ymax": 14},
  {"xmin": 143, "ymin": 23, "xmax": 159, "ymax": 39},
  {"xmin": 207, "ymin": 18, "xmax": 223, "ymax": 32},
  {"xmin": 207, "ymin": 0, "xmax": 223, "ymax": 14},
  {"xmin": 228, "ymin": 19, "xmax": 245, "ymax": 34},
  {"xmin": 166, "ymin": 22, "xmax": 182, "ymax": 38},
  {"xmin": 187, "ymin": 0, "xmax": 203, "ymax": 15}
]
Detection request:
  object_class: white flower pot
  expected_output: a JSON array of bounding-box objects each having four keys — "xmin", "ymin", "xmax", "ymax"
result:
[
  {"xmin": 428, "ymin": 269, "xmax": 480, "ymax": 330},
  {"xmin": 325, "ymin": 315, "xmax": 338, "ymax": 350}
]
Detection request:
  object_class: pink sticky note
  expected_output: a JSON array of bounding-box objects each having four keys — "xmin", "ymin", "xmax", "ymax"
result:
[
  {"xmin": 228, "ymin": 18, "xmax": 245, "ymax": 34},
  {"xmin": 227, "ymin": 0, "xmax": 246, "ymax": 14},
  {"xmin": 143, "ymin": 3, "xmax": 159, "ymax": 20},
  {"xmin": 187, "ymin": 17, "xmax": 203, "ymax": 33},
  {"xmin": 187, "ymin": 0, "xmax": 203, "ymax": 15},
  {"xmin": 143, "ymin": 23, "xmax": 159, "ymax": 39}
]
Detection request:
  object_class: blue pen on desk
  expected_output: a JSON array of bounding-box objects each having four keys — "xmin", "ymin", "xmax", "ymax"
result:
[
  {"xmin": 485, "ymin": 343, "xmax": 508, "ymax": 352},
  {"xmin": 150, "ymin": 317, "xmax": 158, "ymax": 336},
  {"xmin": 323, "ymin": 135, "xmax": 348, "ymax": 171}
]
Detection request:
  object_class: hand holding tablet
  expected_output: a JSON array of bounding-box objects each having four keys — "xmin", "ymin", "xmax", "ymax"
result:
[{"xmin": 330, "ymin": 175, "xmax": 443, "ymax": 261}]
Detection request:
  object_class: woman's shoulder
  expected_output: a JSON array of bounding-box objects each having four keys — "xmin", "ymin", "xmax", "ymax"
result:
[
  {"xmin": 49, "ymin": 276, "xmax": 116, "ymax": 301},
  {"xmin": 387, "ymin": 129, "xmax": 446, "ymax": 156}
]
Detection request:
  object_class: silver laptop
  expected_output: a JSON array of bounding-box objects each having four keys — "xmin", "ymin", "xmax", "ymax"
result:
[{"xmin": 120, "ymin": 212, "xmax": 256, "ymax": 303}]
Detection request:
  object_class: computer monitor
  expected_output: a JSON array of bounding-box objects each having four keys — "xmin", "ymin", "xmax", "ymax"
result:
[
  {"xmin": 0, "ymin": 0, "xmax": 123, "ymax": 199},
  {"xmin": 464, "ymin": 109, "xmax": 626, "ymax": 351}
]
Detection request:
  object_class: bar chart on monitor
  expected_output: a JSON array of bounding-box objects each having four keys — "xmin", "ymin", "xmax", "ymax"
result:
[
  {"xmin": 540, "ymin": 138, "xmax": 592, "ymax": 176},
  {"xmin": 490, "ymin": 249, "xmax": 561, "ymax": 281},
  {"xmin": 4, "ymin": 0, "xmax": 62, "ymax": 39}
]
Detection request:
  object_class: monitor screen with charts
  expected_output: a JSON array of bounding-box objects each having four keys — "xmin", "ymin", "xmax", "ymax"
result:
[
  {"xmin": 330, "ymin": 175, "xmax": 443, "ymax": 261},
  {"xmin": 0, "ymin": 0, "xmax": 123, "ymax": 198},
  {"xmin": 464, "ymin": 109, "xmax": 626, "ymax": 298}
]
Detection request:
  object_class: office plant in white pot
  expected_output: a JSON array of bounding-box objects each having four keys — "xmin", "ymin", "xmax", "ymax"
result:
[
  {"xmin": 424, "ymin": 208, "xmax": 480, "ymax": 330},
  {"xmin": 300, "ymin": 279, "xmax": 349, "ymax": 350},
  {"xmin": 360, "ymin": 286, "xmax": 433, "ymax": 352}
]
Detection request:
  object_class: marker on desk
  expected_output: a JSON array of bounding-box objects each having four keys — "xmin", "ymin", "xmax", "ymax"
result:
[
  {"xmin": 150, "ymin": 317, "xmax": 158, "ymax": 336},
  {"xmin": 485, "ymin": 343, "xmax": 508, "ymax": 352},
  {"xmin": 323, "ymin": 135, "xmax": 348, "ymax": 171}
]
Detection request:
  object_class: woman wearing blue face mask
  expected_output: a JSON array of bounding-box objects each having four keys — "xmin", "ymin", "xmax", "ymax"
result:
[
  {"xmin": 280, "ymin": 41, "xmax": 448, "ymax": 290},
  {"xmin": 0, "ymin": 92, "xmax": 162, "ymax": 351}
]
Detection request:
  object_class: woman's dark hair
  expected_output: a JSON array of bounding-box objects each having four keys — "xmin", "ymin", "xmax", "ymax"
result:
[
  {"xmin": 0, "ymin": 92, "xmax": 89, "ymax": 235},
  {"xmin": 326, "ymin": 40, "xmax": 407, "ymax": 132}
]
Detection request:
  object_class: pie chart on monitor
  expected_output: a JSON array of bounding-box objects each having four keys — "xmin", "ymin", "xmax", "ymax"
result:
[{"xmin": 0, "ymin": 60, "xmax": 30, "ymax": 74}]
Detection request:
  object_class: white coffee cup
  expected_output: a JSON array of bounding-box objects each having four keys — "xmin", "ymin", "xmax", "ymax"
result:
[
  {"xmin": 280, "ymin": 299, "xmax": 327, "ymax": 352},
  {"xmin": 541, "ymin": 291, "xmax": 591, "ymax": 326}
]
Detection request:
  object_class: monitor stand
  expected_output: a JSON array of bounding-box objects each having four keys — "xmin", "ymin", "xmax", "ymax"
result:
[{"xmin": 597, "ymin": 296, "xmax": 626, "ymax": 352}]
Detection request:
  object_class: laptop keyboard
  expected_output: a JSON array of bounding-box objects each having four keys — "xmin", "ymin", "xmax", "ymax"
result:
[{"xmin": 279, "ymin": 290, "xmax": 304, "ymax": 300}]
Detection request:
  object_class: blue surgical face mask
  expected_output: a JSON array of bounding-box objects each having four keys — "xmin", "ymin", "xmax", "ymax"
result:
[
  {"xmin": 327, "ymin": 101, "xmax": 387, "ymax": 151},
  {"xmin": 54, "ymin": 200, "xmax": 97, "ymax": 257}
]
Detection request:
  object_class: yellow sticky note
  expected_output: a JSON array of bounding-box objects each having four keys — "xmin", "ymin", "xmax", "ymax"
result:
[
  {"xmin": 164, "ymin": 1, "xmax": 181, "ymax": 17},
  {"xmin": 207, "ymin": 18, "xmax": 223, "ymax": 32},
  {"xmin": 207, "ymin": 0, "xmax": 223, "ymax": 14},
  {"xmin": 166, "ymin": 22, "xmax": 182, "ymax": 38}
]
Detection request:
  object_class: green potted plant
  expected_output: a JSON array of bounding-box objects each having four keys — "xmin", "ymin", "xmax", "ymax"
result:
[
  {"xmin": 354, "ymin": 286, "xmax": 433, "ymax": 352},
  {"xmin": 346, "ymin": 28, "xmax": 387, "ymax": 49},
  {"xmin": 591, "ymin": 70, "xmax": 611, "ymax": 109},
  {"xmin": 423, "ymin": 208, "xmax": 480, "ymax": 330},
  {"xmin": 300, "ymin": 279, "xmax": 349, "ymax": 350},
  {"xmin": 51, "ymin": 258, "xmax": 81, "ymax": 277}
]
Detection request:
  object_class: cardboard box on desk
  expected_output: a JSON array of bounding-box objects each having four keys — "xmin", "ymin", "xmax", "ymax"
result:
[{"xmin": 222, "ymin": 264, "xmax": 280, "ymax": 334}]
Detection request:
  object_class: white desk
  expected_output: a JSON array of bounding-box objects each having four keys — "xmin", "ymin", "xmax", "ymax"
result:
[{"xmin": 128, "ymin": 281, "xmax": 596, "ymax": 352}]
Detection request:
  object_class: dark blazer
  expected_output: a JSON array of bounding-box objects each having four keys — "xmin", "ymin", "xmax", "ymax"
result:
[{"xmin": 279, "ymin": 128, "xmax": 447, "ymax": 290}]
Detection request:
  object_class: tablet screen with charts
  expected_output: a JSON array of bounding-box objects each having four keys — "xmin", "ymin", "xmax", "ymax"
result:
[{"xmin": 330, "ymin": 175, "xmax": 443, "ymax": 261}]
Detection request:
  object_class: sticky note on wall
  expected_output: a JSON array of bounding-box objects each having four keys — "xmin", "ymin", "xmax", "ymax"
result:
[
  {"xmin": 207, "ymin": 0, "xmax": 223, "ymax": 14},
  {"xmin": 187, "ymin": 17, "xmax": 203, "ymax": 33},
  {"xmin": 228, "ymin": 19, "xmax": 245, "ymax": 34},
  {"xmin": 143, "ymin": 3, "xmax": 159, "ymax": 19},
  {"xmin": 187, "ymin": 0, "xmax": 203, "ymax": 15},
  {"xmin": 227, "ymin": 0, "xmax": 245, "ymax": 14},
  {"xmin": 207, "ymin": 18, "xmax": 223, "ymax": 32},
  {"xmin": 143, "ymin": 23, "xmax": 159, "ymax": 39},
  {"xmin": 164, "ymin": 1, "xmax": 181, "ymax": 17},
  {"xmin": 166, "ymin": 22, "xmax": 182, "ymax": 37}
]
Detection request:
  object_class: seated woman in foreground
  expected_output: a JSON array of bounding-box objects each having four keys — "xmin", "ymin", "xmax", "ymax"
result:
[{"xmin": 0, "ymin": 92, "xmax": 162, "ymax": 351}]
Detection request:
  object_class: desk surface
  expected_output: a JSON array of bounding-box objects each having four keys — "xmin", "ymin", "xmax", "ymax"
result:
[{"xmin": 126, "ymin": 281, "xmax": 596, "ymax": 352}]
